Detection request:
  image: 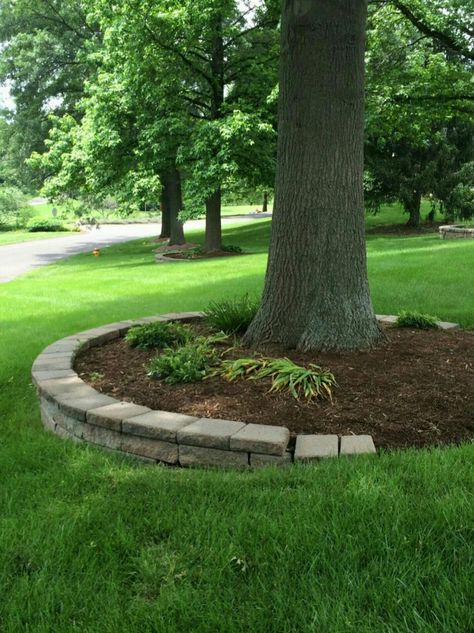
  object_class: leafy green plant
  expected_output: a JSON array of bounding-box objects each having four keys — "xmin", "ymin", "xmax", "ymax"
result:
[
  {"xmin": 26, "ymin": 218, "xmax": 66, "ymax": 232},
  {"xmin": 395, "ymin": 310, "xmax": 439, "ymax": 329},
  {"xmin": 216, "ymin": 357, "xmax": 336, "ymax": 402},
  {"xmin": 147, "ymin": 334, "xmax": 227, "ymax": 384},
  {"xmin": 221, "ymin": 244, "xmax": 243, "ymax": 253},
  {"xmin": 204, "ymin": 294, "xmax": 260, "ymax": 334},
  {"xmin": 125, "ymin": 321, "xmax": 193, "ymax": 350}
]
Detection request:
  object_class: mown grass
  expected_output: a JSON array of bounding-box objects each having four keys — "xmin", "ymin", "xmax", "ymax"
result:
[{"xmin": 1, "ymin": 218, "xmax": 473, "ymax": 632}]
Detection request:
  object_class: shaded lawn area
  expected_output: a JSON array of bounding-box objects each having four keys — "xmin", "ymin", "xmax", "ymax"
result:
[{"xmin": 1, "ymin": 219, "xmax": 473, "ymax": 632}]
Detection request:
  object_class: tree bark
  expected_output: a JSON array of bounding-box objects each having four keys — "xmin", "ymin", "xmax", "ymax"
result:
[
  {"xmin": 404, "ymin": 190, "xmax": 422, "ymax": 228},
  {"xmin": 202, "ymin": 16, "xmax": 225, "ymax": 253},
  {"xmin": 162, "ymin": 167, "xmax": 185, "ymax": 246},
  {"xmin": 159, "ymin": 190, "xmax": 171, "ymax": 239},
  {"xmin": 262, "ymin": 191, "xmax": 269, "ymax": 213},
  {"xmin": 205, "ymin": 188, "xmax": 222, "ymax": 252},
  {"xmin": 243, "ymin": 0, "xmax": 382, "ymax": 352}
]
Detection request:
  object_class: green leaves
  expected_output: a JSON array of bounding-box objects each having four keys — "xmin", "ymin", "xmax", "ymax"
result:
[
  {"xmin": 395, "ymin": 310, "xmax": 440, "ymax": 329},
  {"xmin": 125, "ymin": 322, "xmax": 193, "ymax": 350},
  {"xmin": 215, "ymin": 357, "xmax": 337, "ymax": 403}
]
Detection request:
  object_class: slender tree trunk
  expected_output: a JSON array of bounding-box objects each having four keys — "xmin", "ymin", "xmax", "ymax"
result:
[
  {"xmin": 404, "ymin": 191, "xmax": 422, "ymax": 228},
  {"xmin": 160, "ymin": 189, "xmax": 171, "ymax": 239},
  {"xmin": 243, "ymin": 0, "xmax": 382, "ymax": 352},
  {"xmin": 202, "ymin": 17, "xmax": 224, "ymax": 253},
  {"xmin": 262, "ymin": 191, "xmax": 269, "ymax": 213},
  {"xmin": 162, "ymin": 167, "xmax": 185, "ymax": 246},
  {"xmin": 205, "ymin": 188, "xmax": 222, "ymax": 252}
]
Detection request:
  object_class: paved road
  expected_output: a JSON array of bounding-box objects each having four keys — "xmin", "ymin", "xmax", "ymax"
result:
[{"xmin": 0, "ymin": 214, "xmax": 271, "ymax": 283}]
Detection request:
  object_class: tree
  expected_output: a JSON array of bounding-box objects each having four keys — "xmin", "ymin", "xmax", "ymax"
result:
[
  {"xmin": 0, "ymin": 0, "xmax": 99, "ymax": 190},
  {"xmin": 365, "ymin": 1, "xmax": 474, "ymax": 226},
  {"xmin": 244, "ymin": 0, "xmax": 382, "ymax": 352}
]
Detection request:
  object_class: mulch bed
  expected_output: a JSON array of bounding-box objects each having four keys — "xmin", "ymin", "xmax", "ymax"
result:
[
  {"xmin": 75, "ymin": 324, "xmax": 474, "ymax": 451},
  {"xmin": 163, "ymin": 250, "xmax": 244, "ymax": 260}
]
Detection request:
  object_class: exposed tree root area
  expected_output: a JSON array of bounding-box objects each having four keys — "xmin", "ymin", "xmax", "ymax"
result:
[{"xmin": 76, "ymin": 325, "xmax": 474, "ymax": 450}]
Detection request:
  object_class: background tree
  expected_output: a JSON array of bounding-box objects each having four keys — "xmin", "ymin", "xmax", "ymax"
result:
[
  {"xmin": 0, "ymin": 0, "xmax": 100, "ymax": 191},
  {"xmin": 365, "ymin": 1, "xmax": 474, "ymax": 226}
]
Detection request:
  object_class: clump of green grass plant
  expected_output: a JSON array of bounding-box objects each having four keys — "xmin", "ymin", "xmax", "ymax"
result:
[
  {"xmin": 215, "ymin": 356, "xmax": 337, "ymax": 402},
  {"xmin": 396, "ymin": 310, "xmax": 439, "ymax": 329},
  {"xmin": 204, "ymin": 294, "xmax": 260, "ymax": 335}
]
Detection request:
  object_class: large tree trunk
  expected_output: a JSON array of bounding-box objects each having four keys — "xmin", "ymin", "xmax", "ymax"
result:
[
  {"xmin": 159, "ymin": 191, "xmax": 171, "ymax": 239},
  {"xmin": 244, "ymin": 0, "xmax": 382, "ymax": 352},
  {"xmin": 404, "ymin": 191, "xmax": 422, "ymax": 228},
  {"xmin": 205, "ymin": 188, "xmax": 222, "ymax": 252},
  {"xmin": 162, "ymin": 167, "xmax": 185, "ymax": 246}
]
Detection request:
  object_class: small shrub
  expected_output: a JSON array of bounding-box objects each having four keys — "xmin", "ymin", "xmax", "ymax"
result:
[
  {"xmin": 125, "ymin": 321, "xmax": 192, "ymax": 350},
  {"xmin": 221, "ymin": 244, "xmax": 243, "ymax": 253},
  {"xmin": 147, "ymin": 334, "xmax": 227, "ymax": 383},
  {"xmin": 0, "ymin": 186, "xmax": 28, "ymax": 227},
  {"xmin": 179, "ymin": 246, "xmax": 204, "ymax": 259},
  {"xmin": 395, "ymin": 310, "xmax": 439, "ymax": 330},
  {"xmin": 27, "ymin": 218, "xmax": 66, "ymax": 232},
  {"xmin": 148, "ymin": 333, "xmax": 228, "ymax": 383},
  {"xmin": 205, "ymin": 294, "xmax": 260, "ymax": 334},
  {"xmin": 216, "ymin": 357, "xmax": 336, "ymax": 402}
]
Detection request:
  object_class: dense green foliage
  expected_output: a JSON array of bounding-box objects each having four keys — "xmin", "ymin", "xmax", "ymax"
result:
[
  {"xmin": 205, "ymin": 294, "xmax": 260, "ymax": 334},
  {"xmin": 125, "ymin": 321, "xmax": 192, "ymax": 350},
  {"xmin": 148, "ymin": 334, "xmax": 226, "ymax": 384},
  {"xmin": 0, "ymin": 185, "xmax": 27, "ymax": 226},
  {"xmin": 1, "ymin": 220, "xmax": 473, "ymax": 631},
  {"xmin": 396, "ymin": 310, "xmax": 440, "ymax": 329},
  {"xmin": 365, "ymin": 2, "xmax": 474, "ymax": 225}
]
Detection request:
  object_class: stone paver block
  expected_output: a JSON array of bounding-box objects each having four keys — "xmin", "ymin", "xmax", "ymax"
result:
[
  {"xmin": 177, "ymin": 418, "xmax": 246, "ymax": 449},
  {"xmin": 82, "ymin": 423, "xmax": 122, "ymax": 450},
  {"xmin": 76, "ymin": 326, "xmax": 120, "ymax": 348},
  {"xmin": 41, "ymin": 398, "xmax": 86, "ymax": 437},
  {"xmin": 376, "ymin": 315, "xmax": 397, "ymax": 324},
  {"xmin": 55, "ymin": 424, "xmax": 82, "ymax": 443},
  {"xmin": 340, "ymin": 435, "xmax": 376, "ymax": 456},
  {"xmin": 438, "ymin": 321, "xmax": 460, "ymax": 331},
  {"xmin": 40, "ymin": 405, "xmax": 56, "ymax": 433},
  {"xmin": 37, "ymin": 376, "xmax": 94, "ymax": 400},
  {"xmin": 56, "ymin": 393, "xmax": 118, "ymax": 421},
  {"xmin": 87, "ymin": 402, "xmax": 151, "ymax": 431},
  {"xmin": 250, "ymin": 452, "xmax": 293, "ymax": 467},
  {"xmin": 33, "ymin": 355, "xmax": 73, "ymax": 372},
  {"xmin": 123, "ymin": 410, "xmax": 198, "ymax": 442},
  {"xmin": 294, "ymin": 435, "xmax": 339, "ymax": 461},
  {"xmin": 179, "ymin": 445, "xmax": 248, "ymax": 468},
  {"xmin": 159, "ymin": 312, "xmax": 204, "ymax": 321},
  {"xmin": 32, "ymin": 369, "xmax": 77, "ymax": 386},
  {"xmin": 121, "ymin": 436, "xmax": 178, "ymax": 464},
  {"xmin": 230, "ymin": 423, "xmax": 290, "ymax": 456},
  {"xmin": 41, "ymin": 341, "xmax": 81, "ymax": 355}
]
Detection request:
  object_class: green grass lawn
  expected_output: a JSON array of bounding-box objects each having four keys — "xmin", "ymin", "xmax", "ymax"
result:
[{"xmin": 1, "ymin": 219, "xmax": 473, "ymax": 632}]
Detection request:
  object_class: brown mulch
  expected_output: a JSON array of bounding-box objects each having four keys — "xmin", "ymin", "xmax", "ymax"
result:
[
  {"xmin": 75, "ymin": 324, "xmax": 474, "ymax": 451},
  {"xmin": 163, "ymin": 250, "xmax": 244, "ymax": 260}
]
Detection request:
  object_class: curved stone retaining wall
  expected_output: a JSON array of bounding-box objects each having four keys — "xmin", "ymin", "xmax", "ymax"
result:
[
  {"xmin": 439, "ymin": 225, "xmax": 474, "ymax": 240},
  {"xmin": 32, "ymin": 313, "xmax": 459, "ymax": 468}
]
